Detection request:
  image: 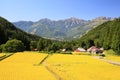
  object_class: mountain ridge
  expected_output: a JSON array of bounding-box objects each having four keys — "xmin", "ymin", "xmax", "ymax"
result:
[{"xmin": 13, "ymin": 17, "xmax": 114, "ymax": 40}]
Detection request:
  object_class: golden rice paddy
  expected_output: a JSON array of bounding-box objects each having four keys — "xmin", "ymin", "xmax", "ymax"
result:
[
  {"xmin": 0, "ymin": 53, "xmax": 6, "ymax": 57},
  {"xmin": 0, "ymin": 52, "xmax": 56, "ymax": 80},
  {"xmin": 46, "ymin": 54, "xmax": 120, "ymax": 80},
  {"xmin": 0, "ymin": 52, "xmax": 120, "ymax": 80},
  {"xmin": 105, "ymin": 55, "xmax": 120, "ymax": 62}
]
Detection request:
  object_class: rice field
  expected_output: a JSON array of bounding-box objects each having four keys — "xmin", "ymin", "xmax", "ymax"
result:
[
  {"xmin": 45, "ymin": 54, "xmax": 120, "ymax": 80},
  {"xmin": 0, "ymin": 52, "xmax": 120, "ymax": 80},
  {"xmin": 104, "ymin": 55, "xmax": 120, "ymax": 62},
  {"xmin": 0, "ymin": 53, "xmax": 6, "ymax": 57},
  {"xmin": 103, "ymin": 50, "xmax": 120, "ymax": 62},
  {"xmin": 0, "ymin": 52, "xmax": 56, "ymax": 80}
]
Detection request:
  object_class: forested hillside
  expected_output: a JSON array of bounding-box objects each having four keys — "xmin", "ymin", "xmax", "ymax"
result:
[
  {"xmin": 0, "ymin": 16, "xmax": 71, "ymax": 52},
  {"xmin": 76, "ymin": 18, "xmax": 120, "ymax": 54},
  {"xmin": 0, "ymin": 16, "xmax": 42, "ymax": 50}
]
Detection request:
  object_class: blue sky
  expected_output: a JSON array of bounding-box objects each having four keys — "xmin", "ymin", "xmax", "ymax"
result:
[{"xmin": 0, "ymin": 0, "xmax": 120, "ymax": 22}]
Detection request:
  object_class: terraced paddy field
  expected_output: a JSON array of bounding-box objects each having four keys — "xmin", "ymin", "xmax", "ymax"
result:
[
  {"xmin": 0, "ymin": 52, "xmax": 56, "ymax": 80},
  {"xmin": 0, "ymin": 52, "xmax": 120, "ymax": 80},
  {"xmin": 45, "ymin": 54, "xmax": 120, "ymax": 80}
]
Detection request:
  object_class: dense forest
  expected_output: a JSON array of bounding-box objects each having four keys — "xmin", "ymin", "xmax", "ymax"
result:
[
  {"xmin": 76, "ymin": 18, "xmax": 120, "ymax": 54},
  {"xmin": 0, "ymin": 16, "xmax": 43, "ymax": 50}
]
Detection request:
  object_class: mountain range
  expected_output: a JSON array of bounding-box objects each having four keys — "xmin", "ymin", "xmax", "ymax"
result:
[{"xmin": 13, "ymin": 17, "xmax": 114, "ymax": 40}]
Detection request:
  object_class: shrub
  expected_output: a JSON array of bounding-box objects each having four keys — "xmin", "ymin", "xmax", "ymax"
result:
[
  {"xmin": 104, "ymin": 49, "xmax": 117, "ymax": 55},
  {"xmin": 0, "ymin": 45, "xmax": 2, "ymax": 53},
  {"xmin": 2, "ymin": 39, "xmax": 25, "ymax": 52},
  {"xmin": 98, "ymin": 54, "xmax": 105, "ymax": 57},
  {"xmin": 0, "ymin": 44, "xmax": 5, "ymax": 53}
]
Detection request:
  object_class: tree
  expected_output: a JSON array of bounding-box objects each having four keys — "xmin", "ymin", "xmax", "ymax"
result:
[
  {"xmin": 37, "ymin": 39, "xmax": 44, "ymax": 51},
  {"xmin": 0, "ymin": 25, "xmax": 8, "ymax": 45},
  {"xmin": 0, "ymin": 44, "xmax": 5, "ymax": 52},
  {"xmin": 63, "ymin": 42, "xmax": 72, "ymax": 50},
  {"xmin": 11, "ymin": 33, "xmax": 31, "ymax": 50},
  {"xmin": 2, "ymin": 39, "xmax": 25, "ymax": 52},
  {"xmin": 30, "ymin": 41, "xmax": 38, "ymax": 50},
  {"xmin": 50, "ymin": 43, "xmax": 58, "ymax": 52},
  {"xmin": 0, "ymin": 45, "xmax": 2, "ymax": 52}
]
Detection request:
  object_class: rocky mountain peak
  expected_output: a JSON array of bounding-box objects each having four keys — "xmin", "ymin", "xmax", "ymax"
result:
[
  {"xmin": 38, "ymin": 18, "xmax": 52, "ymax": 22},
  {"xmin": 92, "ymin": 16, "xmax": 114, "ymax": 22}
]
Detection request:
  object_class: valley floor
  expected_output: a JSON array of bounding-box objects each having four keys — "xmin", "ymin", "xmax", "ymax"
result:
[{"xmin": 0, "ymin": 52, "xmax": 120, "ymax": 80}]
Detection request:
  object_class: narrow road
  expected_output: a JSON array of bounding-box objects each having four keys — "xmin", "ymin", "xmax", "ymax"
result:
[
  {"xmin": 103, "ymin": 59, "xmax": 120, "ymax": 66},
  {"xmin": 93, "ymin": 56, "xmax": 120, "ymax": 66},
  {"xmin": 38, "ymin": 54, "xmax": 62, "ymax": 80}
]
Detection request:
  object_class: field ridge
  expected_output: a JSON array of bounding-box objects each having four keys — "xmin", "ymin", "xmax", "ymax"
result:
[
  {"xmin": 0, "ymin": 53, "xmax": 14, "ymax": 61},
  {"xmin": 40, "ymin": 54, "xmax": 62, "ymax": 80}
]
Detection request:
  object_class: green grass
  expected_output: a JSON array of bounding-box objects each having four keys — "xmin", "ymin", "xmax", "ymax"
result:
[{"xmin": 104, "ymin": 49, "xmax": 118, "ymax": 56}]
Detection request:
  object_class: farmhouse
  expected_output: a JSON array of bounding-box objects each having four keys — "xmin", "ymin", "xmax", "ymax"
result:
[
  {"xmin": 87, "ymin": 46, "xmax": 104, "ymax": 54},
  {"xmin": 33, "ymin": 48, "xmax": 38, "ymax": 51},
  {"xmin": 72, "ymin": 47, "xmax": 86, "ymax": 55},
  {"xmin": 74, "ymin": 47, "xmax": 86, "ymax": 52},
  {"xmin": 62, "ymin": 49, "xmax": 66, "ymax": 52}
]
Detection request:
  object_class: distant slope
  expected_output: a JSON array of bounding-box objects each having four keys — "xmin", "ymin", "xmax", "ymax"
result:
[
  {"xmin": 13, "ymin": 17, "xmax": 113, "ymax": 40},
  {"xmin": 13, "ymin": 21, "xmax": 34, "ymax": 31},
  {"xmin": 77, "ymin": 18, "xmax": 120, "ymax": 54},
  {"xmin": 0, "ymin": 16, "xmax": 42, "ymax": 50}
]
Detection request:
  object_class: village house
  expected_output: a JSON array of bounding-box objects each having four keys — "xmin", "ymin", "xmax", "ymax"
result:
[
  {"xmin": 62, "ymin": 49, "xmax": 66, "ymax": 52},
  {"xmin": 87, "ymin": 46, "xmax": 104, "ymax": 54},
  {"xmin": 72, "ymin": 47, "xmax": 86, "ymax": 55},
  {"xmin": 33, "ymin": 48, "xmax": 38, "ymax": 51},
  {"xmin": 74, "ymin": 47, "xmax": 86, "ymax": 52}
]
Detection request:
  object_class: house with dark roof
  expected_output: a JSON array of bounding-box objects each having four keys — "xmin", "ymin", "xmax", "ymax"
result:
[{"xmin": 87, "ymin": 46, "xmax": 103, "ymax": 54}]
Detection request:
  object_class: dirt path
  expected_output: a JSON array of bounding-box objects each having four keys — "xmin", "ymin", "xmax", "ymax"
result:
[
  {"xmin": 93, "ymin": 56, "xmax": 120, "ymax": 66},
  {"xmin": 103, "ymin": 59, "xmax": 120, "ymax": 66},
  {"xmin": 38, "ymin": 54, "xmax": 62, "ymax": 80},
  {"xmin": 43, "ymin": 62, "xmax": 62, "ymax": 80}
]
